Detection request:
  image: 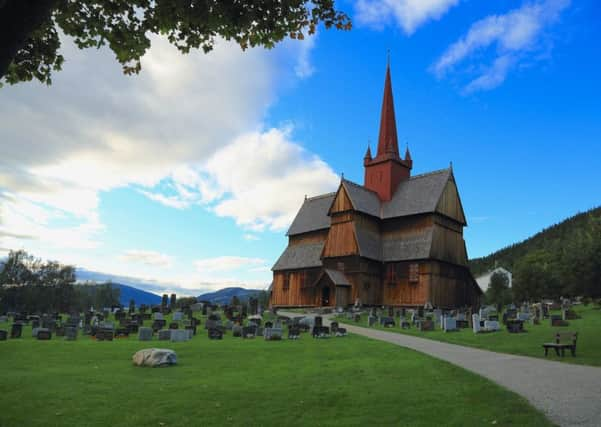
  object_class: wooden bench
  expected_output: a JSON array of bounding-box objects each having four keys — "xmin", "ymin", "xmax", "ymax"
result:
[{"xmin": 542, "ymin": 332, "xmax": 578, "ymax": 357}]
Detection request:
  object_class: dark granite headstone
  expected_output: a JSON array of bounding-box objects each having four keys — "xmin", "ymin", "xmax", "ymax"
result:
[
  {"xmin": 37, "ymin": 328, "xmax": 52, "ymax": 340},
  {"xmin": 288, "ymin": 324, "xmax": 301, "ymax": 339},
  {"xmin": 208, "ymin": 328, "xmax": 223, "ymax": 340},
  {"xmin": 10, "ymin": 323, "xmax": 22, "ymax": 338},
  {"xmin": 0, "ymin": 330, "xmax": 7, "ymax": 341}
]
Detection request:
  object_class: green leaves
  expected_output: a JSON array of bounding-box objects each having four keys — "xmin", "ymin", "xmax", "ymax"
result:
[{"xmin": 1, "ymin": 0, "xmax": 351, "ymax": 86}]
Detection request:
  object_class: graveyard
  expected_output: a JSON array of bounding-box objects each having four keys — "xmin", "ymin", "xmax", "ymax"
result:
[
  {"xmin": 334, "ymin": 302, "xmax": 601, "ymax": 367},
  {"xmin": 0, "ymin": 308, "xmax": 553, "ymax": 427}
]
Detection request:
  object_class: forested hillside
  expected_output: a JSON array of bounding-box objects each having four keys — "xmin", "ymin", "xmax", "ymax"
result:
[{"xmin": 469, "ymin": 206, "xmax": 601, "ymax": 300}]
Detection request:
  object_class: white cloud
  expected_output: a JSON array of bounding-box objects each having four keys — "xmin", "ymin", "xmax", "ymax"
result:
[
  {"xmin": 243, "ymin": 233, "xmax": 260, "ymax": 241},
  {"xmin": 355, "ymin": 0, "xmax": 459, "ymax": 34},
  {"xmin": 134, "ymin": 126, "xmax": 339, "ymax": 232},
  {"xmin": 199, "ymin": 127, "xmax": 339, "ymax": 231},
  {"xmin": 432, "ymin": 0, "xmax": 570, "ymax": 92},
  {"xmin": 0, "ymin": 29, "xmax": 322, "ymax": 255},
  {"xmin": 194, "ymin": 256, "xmax": 267, "ymax": 273},
  {"xmin": 119, "ymin": 250, "xmax": 174, "ymax": 268},
  {"xmin": 294, "ymin": 33, "xmax": 317, "ymax": 78}
]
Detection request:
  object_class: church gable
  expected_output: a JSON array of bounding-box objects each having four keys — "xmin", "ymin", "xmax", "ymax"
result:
[
  {"xmin": 328, "ymin": 184, "xmax": 354, "ymax": 215},
  {"xmin": 322, "ymin": 220, "xmax": 359, "ymax": 258},
  {"xmin": 435, "ymin": 175, "xmax": 467, "ymax": 225}
]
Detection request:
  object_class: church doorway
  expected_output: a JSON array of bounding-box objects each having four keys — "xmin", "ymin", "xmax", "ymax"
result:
[{"xmin": 321, "ymin": 286, "xmax": 330, "ymax": 306}]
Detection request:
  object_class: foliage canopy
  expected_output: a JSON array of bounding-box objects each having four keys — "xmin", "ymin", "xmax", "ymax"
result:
[{"xmin": 0, "ymin": 0, "xmax": 351, "ymax": 86}]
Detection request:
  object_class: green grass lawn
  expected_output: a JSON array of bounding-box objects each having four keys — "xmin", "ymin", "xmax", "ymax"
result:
[
  {"xmin": 336, "ymin": 305, "xmax": 601, "ymax": 367},
  {"xmin": 0, "ymin": 317, "xmax": 553, "ymax": 427}
]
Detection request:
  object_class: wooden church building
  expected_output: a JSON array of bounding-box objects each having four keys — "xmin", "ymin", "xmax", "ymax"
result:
[{"xmin": 270, "ymin": 64, "xmax": 482, "ymax": 309}]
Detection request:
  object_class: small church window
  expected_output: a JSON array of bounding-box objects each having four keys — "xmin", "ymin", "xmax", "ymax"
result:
[
  {"xmin": 409, "ymin": 263, "xmax": 419, "ymax": 283},
  {"xmin": 386, "ymin": 264, "xmax": 397, "ymax": 283}
]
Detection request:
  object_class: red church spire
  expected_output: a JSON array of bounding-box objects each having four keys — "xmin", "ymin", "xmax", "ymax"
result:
[
  {"xmin": 376, "ymin": 63, "xmax": 399, "ymax": 159},
  {"xmin": 363, "ymin": 60, "xmax": 412, "ymax": 202}
]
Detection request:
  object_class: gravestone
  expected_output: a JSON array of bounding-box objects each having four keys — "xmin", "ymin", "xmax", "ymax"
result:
[
  {"xmin": 314, "ymin": 316, "xmax": 323, "ymax": 327},
  {"xmin": 368, "ymin": 315, "xmax": 377, "ymax": 327},
  {"xmin": 0, "ymin": 330, "xmax": 7, "ymax": 341},
  {"xmin": 127, "ymin": 322, "xmax": 140, "ymax": 334},
  {"xmin": 96, "ymin": 329, "xmax": 114, "ymax": 341},
  {"xmin": 330, "ymin": 321, "xmax": 339, "ymax": 334},
  {"xmin": 152, "ymin": 320, "xmax": 166, "ymax": 332},
  {"xmin": 158, "ymin": 329, "xmax": 171, "ymax": 341},
  {"xmin": 208, "ymin": 328, "xmax": 223, "ymax": 340},
  {"xmin": 418, "ymin": 320, "xmax": 434, "ymax": 331},
  {"xmin": 242, "ymin": 325, "xmax": 256, "ymax": 338},
  {"xmin": 225, "ymin": 320, "xmax": 234, "ymax": 330},
  {"xmin": 37, "ymin": 328, "xmax": 52, "ymax": 340},
  {"xmin": 472, "ymin": 314, "xmax": 481, "ymax": 333},
  {"xmin": 353, "ymin": 313, "xmax": 361, "ymax": 323},
  {"xmin": 99, "ymin": 321, "xmax": 114, "ymax": 331},
  {"xmin": 443, "ymin": 317, "xmax": 457, "ymax": 332},
  {"xmin": 170, "ymin": 329, "xmax": 188, "ymax": 342},
  {"xmin": 55, "ymin": 326, "xmax": 65, "ymax": 337},
  {"xmin": 380, "ymin": 317, "xmax": 395, "ymax": 328},
  {"xmin": 264, "ymin": 327, "xmax": 282, "ymax": 341},
  {"xmin": 153, "ymin": 313, "xmax": 164, "ymax": 321},
  {"xmin": 264, "ymin": 321, "xmax": 273, "ymax": 329},
  {"xmin": 0, "ymin": 315, "xmax": 8, "ymax": 323},
  {"xmin": 139, "ymin": 327, "xmax": 153, "ymax": 341},
  {"xmin": 312, "ymin": 326, "xmax": 330, "ymax": 338},
  {"xmin": 232, "ymin": 325, "xmax": 242, "ymax": 337},
  {"xmin": 299, "ymin": 317, "xmax": 313, "ymax": 330},
  {"xmin": 484, "ymin": 320, "xmax": 500, "ymax": 331},
  {"xmin": 32, "ymin": 327, "xmax": 41, "ymax": 338},
  {"xmin": 173, "ymin": 311, "xmax": 184, "ymax": 321},
  {"xmin": 31, "ymin": 319, "xmax": 40, "ymax": 329},
  {"xmin": 335, "ymin": 327, "xmax": 347, "ymax": 337},
  {"xmin": 185, "ymin": 325, "xmax": 196, "ymax": 336},
  {"xmin": 288, "ymin": 325, "xmax": 300, "ymax": 339},
  {"xmin": 65, "ymin": 326, "xmax": 77, "ymax": 340}
]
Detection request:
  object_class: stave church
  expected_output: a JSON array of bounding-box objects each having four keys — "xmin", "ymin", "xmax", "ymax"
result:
[{"xmin": 269, "ymin": 64, "xmax": 482, "ymax": 309}]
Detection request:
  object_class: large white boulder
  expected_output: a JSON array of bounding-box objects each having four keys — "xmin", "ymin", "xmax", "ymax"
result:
[{"xmin": 132, "ymin": 348, "xmax": 177, "ymax": 367}]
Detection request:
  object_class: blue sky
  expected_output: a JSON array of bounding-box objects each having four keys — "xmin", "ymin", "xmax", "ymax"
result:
[{"xmin": 1, "ymin": 0, "xmax": 599, "ymax": 296}]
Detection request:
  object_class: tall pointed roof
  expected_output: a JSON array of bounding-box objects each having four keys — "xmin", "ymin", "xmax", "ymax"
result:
[{"xmin": 376, "ymin": 63, "xmax": 399, "ymax": 158}]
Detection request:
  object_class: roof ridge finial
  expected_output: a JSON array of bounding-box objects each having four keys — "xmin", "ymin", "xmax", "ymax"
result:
[{"xmin": 387, "ymin": 48, "xmax": 391, "ymax": 68}]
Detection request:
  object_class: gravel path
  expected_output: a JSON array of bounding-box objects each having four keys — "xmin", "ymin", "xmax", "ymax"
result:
[{"xmin": 280, "ymin": 312, "xmax": 601, "ymax": 427}]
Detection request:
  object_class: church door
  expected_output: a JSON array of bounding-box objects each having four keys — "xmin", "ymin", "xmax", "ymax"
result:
[{"xmin": 321, "ymin": 286, "xmax": 330, "ymax": 306}]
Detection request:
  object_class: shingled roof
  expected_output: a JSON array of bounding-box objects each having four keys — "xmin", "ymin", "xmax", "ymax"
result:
[
  {"xmin": 355, "ymin": 226, "xmax": 382, "ymax": 261},
  {"xmin": 323, "ymin": 269, "xmax": 351, "ymax": 287},
  {"xmin": 272, "ymin": 242, "xmax": 324, "ymax": 271},
  {"xmin": 286, "ymin": 193, "xmax": 335, "ymax": 236},
  {"xmin": 382, "ymin": 229, "xmax": 434, "ymax": 262},
  {"xmin": 382, "ymin": 169, "xmax": 452, "ymax": 219},
  {"xmin": 342, "ymin": 180, "xmax": 381, "ymax": 218},
  {"xmin": 287, "ymin": 169, "xmax": 452, "ymax": 238}
]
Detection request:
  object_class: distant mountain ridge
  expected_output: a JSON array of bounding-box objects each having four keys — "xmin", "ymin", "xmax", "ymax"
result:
[
  {"xmin": 469, "ymin": 206, "xmax": 601, "ymax": 277},
  {"xmin": 198, "ymin": 287, "xmax": 262, "ymax": 304}
]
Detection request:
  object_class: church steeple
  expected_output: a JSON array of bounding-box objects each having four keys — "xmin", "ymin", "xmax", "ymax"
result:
[
  {"xmin": 363, "ymin": 61, "xmax": 413, "ymax": 202},
  {"xmin": 376, "ymin": 63, "xmax": 399, "ymax": 159},
  {"xmin": 363, "ymin": 144, "xmax": 372, "ymax": 165}
]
